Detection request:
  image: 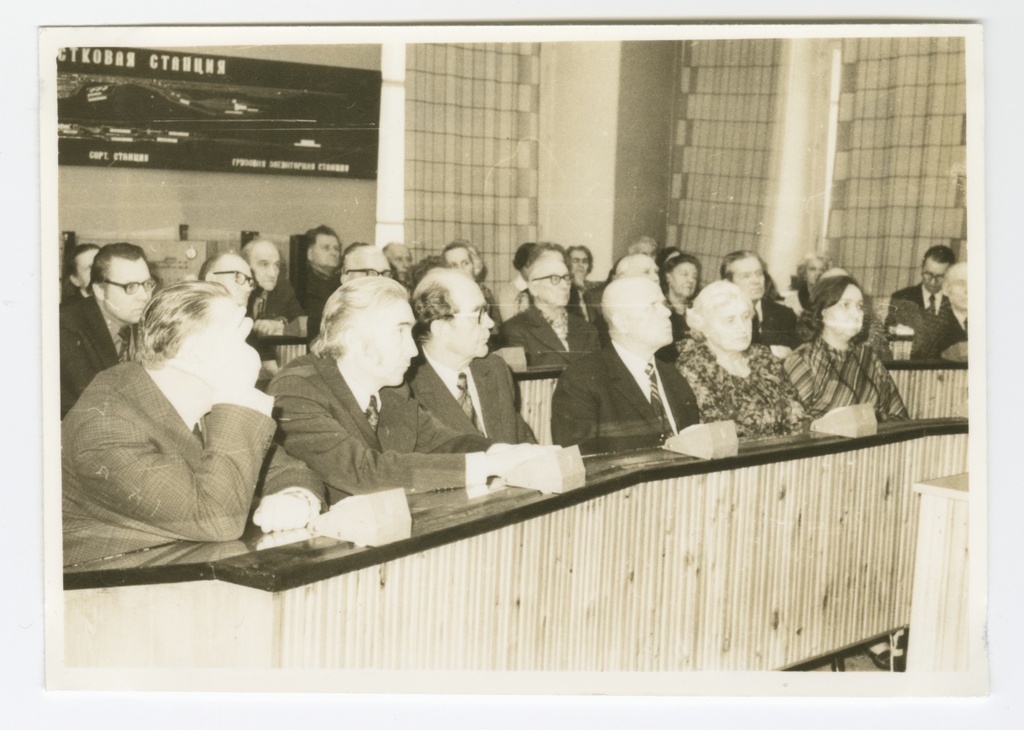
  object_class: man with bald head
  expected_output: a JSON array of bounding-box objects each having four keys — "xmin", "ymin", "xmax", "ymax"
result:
[
  {"xmin": 586, "ymin": 252, "xmax": 662, "ymax": 345},
  {"xmin": 551, "ymin": 277, "xmax": 700, "ymax": 454},
  {"xmin": 241, "ymin": 239, "xmax": 305, "ymax": 337},
  {"xmin": 199, "ymin": 251, "xmax": 254, "ymax": 308}
]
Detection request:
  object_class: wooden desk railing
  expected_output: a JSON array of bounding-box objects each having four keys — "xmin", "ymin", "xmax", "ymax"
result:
[
  {"xmin": 513, "ymin": 361, "xmax": 967, "ymax": 445},
  {"xmin": 63, "ymin": 418, "xmax": 969, "ymax": 672}
]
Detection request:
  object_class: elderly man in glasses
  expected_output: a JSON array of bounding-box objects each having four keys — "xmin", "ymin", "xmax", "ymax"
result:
[
  {"xmin": 60, "ymin": 242, "xmax": 155, "ymax": 418},
  {"xmin": 407, "ymin": 268, "xmax": 536, "ymax": 443},
  {"xmin": 499, "ymin": 243, "xmax": 600, "ymax": 367}
]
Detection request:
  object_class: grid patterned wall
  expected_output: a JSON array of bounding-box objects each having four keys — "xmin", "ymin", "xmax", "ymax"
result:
[
  {"xmin": 405, "ymin": 43, "xmax": 541, "ymax": 286},
  {"xmin": 829, "ymin": 37, "xmax": 967, "ymax": 296},
  {"xmin": 666, "ymin": 39, "xmax": 782, "ymax": 277}
]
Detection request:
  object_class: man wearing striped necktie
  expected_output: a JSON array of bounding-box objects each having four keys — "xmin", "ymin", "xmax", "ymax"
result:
[
  {"xmin": 551, "ymin": 277, "xmax": 701, "ymax": 455},
  {"xmin": 407, "ymin": 268, "xmax": 536, "ymax": 444}
]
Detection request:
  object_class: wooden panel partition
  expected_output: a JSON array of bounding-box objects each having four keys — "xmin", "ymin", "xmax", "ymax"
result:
[{"xmin": 63, "ymin": 422, "xmax": 968, "ymax": 672}]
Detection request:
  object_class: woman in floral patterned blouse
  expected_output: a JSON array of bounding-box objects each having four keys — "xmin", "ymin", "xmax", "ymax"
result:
[{"xmin": 677, "ymin": 280, "xmax": 808, "ymax": 439}]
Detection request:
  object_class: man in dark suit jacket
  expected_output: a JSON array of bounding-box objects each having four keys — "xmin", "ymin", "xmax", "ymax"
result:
[
  {"xmin": 552, "ymin": 277, "xmax": 701, "ymax": 454},
  {"xmin": 885, "ymin": 245, "xmax": 958, "ymax": 359},
  {"xmin": 720, "ymin": 250, "xmax": 800, "ymax": 352},
  {"xmin": 269, "ymin": 277, "xmax": 551, "ymax": 504},
  {"xmin": 499, "ymin": 243, "xmax": 600, "ymax": 366},
  {"xmin": 407, "ymin": 268, "xmax": 535, "ymax": 444},
  {"xmin": 912, "ymin": 261, "xmax": 968, "ymax": 361},
  {"xmin": 62, "ymin": 281, "xmax": 323, "ymax": 566},
  {"xmin": 60, "ymin": 242, "xmax": 154, "ymax": 418}
]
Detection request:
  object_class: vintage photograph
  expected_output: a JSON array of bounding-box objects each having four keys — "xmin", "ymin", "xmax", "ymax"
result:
[{"xmin": 41, "ymin": 24, "xmax": 984, "ymax": 694}]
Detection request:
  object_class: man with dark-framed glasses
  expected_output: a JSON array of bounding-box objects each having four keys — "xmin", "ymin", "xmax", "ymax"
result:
[
  {"xmin": 199, "ymin": 251, "xmax": 254, "ymax": 308},
  {"xmin": 59, "ymin": 242, "xmax": 154, "ymax": 417},
  {"xmin": 499, "ymin": 243, "xmax": 599, "ymax": 367},
  {"xmin": 408, "ymin": 268, "xmax": 536, "ymax": 443}
]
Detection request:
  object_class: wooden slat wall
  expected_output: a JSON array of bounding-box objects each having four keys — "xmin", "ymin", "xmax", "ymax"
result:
[{"xmin": 273, "ymin": 433, "xmax": 968, "ymax": 671}]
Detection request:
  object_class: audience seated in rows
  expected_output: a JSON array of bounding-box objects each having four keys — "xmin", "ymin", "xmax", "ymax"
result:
[
  {"xmin": 267, "ymin": 277, "xmax": 551, "ymax": 505},
  {"xmin": 61, "ymin": 281, "xmax": 322, "ymax": 565}
]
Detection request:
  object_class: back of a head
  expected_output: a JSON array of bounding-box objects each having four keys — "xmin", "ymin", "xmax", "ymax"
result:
[
  {"xmin": 626, "ymin": 235, "xmax": 658, "ymax": 257},
  {"xmin": 614, "ymin": 253, "xmax": 658, "ymax": 280},
  {"xmin": 91, "ymin": 242, "xmax": 148, "ymax": 290},
  {"xmin": 136, "ymin": 281, "xmax": 231, "ymax": 369},
  {"xmin": 312, "ymin": 276, "xmax": 409, "ymax": 359}
]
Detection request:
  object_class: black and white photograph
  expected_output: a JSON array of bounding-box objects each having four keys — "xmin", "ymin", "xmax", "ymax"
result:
[{"xmin": 16, "ymin": 11, "xmax": 1017, "ymax": 723}]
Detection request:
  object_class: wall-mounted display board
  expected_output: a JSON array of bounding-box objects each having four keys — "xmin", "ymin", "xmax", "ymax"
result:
[{"xmin": 56, "ymin": 47, "xmax": 380, "ymax": 179}]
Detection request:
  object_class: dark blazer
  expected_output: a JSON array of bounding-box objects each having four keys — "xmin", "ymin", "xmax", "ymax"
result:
[
  {"xmin": 60, "ymin": 295, "xmax": 122, "ymax": 418},
  {"xmin": 301, "ymin": 269, "xmax": 339, "ymax": 342},
  {"xmin": 885, "ymin": 286, "xmax": 956, "ymax": 359},
  {"xmin": 407, "ymin": 353, "xmax": 536, "ymax": 444},
  {"xmin": 62, "ymin": 363, "xmax": 321, "ymax": 566},
  {"xmin": 551, "ymin": 345, "xmax": 701, "ymax": 455},
  {"xmin": 249, "ymin": 277, "xmax": 306, "ymax": 322},
  {"xmin": 500, "ymin": 306, "xmax": 600, "ymax": 367},
  {"xmin": 268, "ymin": 354, "xmax": 492, "ymax": 504},
  {"xmin": 754, "ymin": 297, "xmax": 800, "ymax": 350}
]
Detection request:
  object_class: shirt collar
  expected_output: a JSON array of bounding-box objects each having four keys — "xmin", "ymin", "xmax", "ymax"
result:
[
  {"xmin": 423, "ymin": 349, "xmax": 470, "ymax": 394},
  {"xmin": 612, "ymin": 340, "xmax": 656, "ymax": 381}
]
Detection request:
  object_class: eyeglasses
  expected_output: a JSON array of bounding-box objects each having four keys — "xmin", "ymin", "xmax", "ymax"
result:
[
  {"xmin": 102, "ymin": 279, "xmax": 156, "ymax": 295},
  {"xmin": 530, "ymin": 274, "xmax": 572, "ymax": 286},
  {"xmin": 447, "ymin": 307, "xmax": 488, "ymax": 325},
  {"xmin": 213, "ymin": 270, "xmax": 255, "ymax": 287},
  {"xmin": 344, "ymin": 268, "xmax": 393, "ymax": 279},
  {"xmin": 922, "ymin": 272, "xmax": 946, "ymax": 283}
]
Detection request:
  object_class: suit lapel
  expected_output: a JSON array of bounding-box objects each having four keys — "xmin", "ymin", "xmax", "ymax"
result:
[
  {"xmin": 416, "ymin": 359, "xmax": 477, "ymax": 433},
  {"xmin": 84, "ymin": 296, "xmax": 120, "ymax": 366},
  {"xmin": 656, "ymin": 358, "xmax": 696, "ymax": 430},
  {"xmin": 526, "ymin": 308, "xmax": 567, "ymax": 354},
  {"xmin": 469, "ymin": 357, "xmax": 496, "ymax": 436},
  {"xmin": 121, "ymin": 364, "xmax": 204, "ymax": 463},
  {"xmin": 604, "ymin": 348, "xmax": 656, "ymax": 422},
  {"xmin": 315, "ymin": 356, "xmax": 381, "ymax": 450},
  {"xmin": 377, "ymin": 387, "xmax": 419, "ymax": 451}
]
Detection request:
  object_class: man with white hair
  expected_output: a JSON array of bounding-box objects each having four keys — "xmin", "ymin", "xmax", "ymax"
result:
[
  {"xmin": 383, "ymin": 241, "xmax": 414, "ymax": 287},
  {"xmin": 551, "ymin": 277, "xmax": 700, "ymax": 454},
  {"xmin": 268, "ymin": 277, "xmax": 551, "ymax": 503},
  {"xmin": 241, "ymin": 238, "xmax": 305, "ymax": 337},
  {"xmin": 407, "ymin": 268, "xmax": 535, "ymax": 443}
]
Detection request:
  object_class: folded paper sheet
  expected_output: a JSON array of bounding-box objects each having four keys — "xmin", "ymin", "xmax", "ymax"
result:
[
  {"xmin": 505, "ymin": 445, "xmax": 586, "ymax": 494},
  {"xmin": 810, "ymin": 403, "xmax": 878, "ymax": 438},
  {"xmin": 663, "ymin": 421, "xmax": 739, "ymax": 460},
  {"xmin": 311, "ymin": 487, "xmax": 412, "ymax": 547}
]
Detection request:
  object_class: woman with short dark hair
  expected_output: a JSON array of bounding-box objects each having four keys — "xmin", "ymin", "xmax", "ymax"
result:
[{"xmin": 785, "ymin": 275, "xmax": 908, "ymax": 421}]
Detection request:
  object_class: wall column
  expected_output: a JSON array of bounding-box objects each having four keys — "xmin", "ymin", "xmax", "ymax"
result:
[{"xmin": 375, "ymin": 44, "xmax": 406, "ymax": 247}]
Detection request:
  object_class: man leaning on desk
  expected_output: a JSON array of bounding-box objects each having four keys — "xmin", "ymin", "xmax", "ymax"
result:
[{"xmin": 61, "ymin": 281, "xmax": 324, "ymax": 566}]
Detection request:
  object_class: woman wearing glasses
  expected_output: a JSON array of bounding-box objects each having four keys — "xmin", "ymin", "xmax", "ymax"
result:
[{"xmin": 499, "ymin": 243, "xmax": 600, "ymax": 367}]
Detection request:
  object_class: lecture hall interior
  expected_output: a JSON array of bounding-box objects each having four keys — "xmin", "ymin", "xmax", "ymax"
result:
[{"xmin": 51, "ymin": 30, "xmax": 980, "ymax": 685}]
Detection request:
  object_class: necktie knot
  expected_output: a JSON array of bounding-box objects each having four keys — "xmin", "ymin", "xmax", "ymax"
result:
[{"xmin": 365, "ymin": 394, "xmax": 380, "ymax": 431}]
